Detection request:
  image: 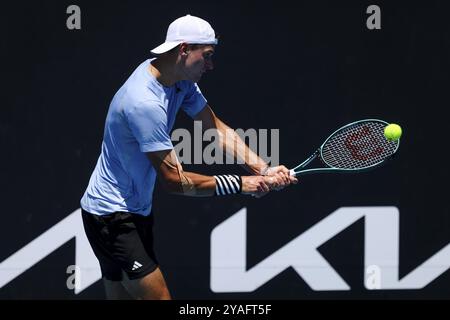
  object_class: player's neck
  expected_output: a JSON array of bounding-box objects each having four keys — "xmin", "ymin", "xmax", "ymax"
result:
[{"xmin": 149, "ymin": 58, "xmax": 179, "ymax": 87}]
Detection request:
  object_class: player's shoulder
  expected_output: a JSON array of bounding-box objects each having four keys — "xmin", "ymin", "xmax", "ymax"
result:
[
  {"xmin": 121, "ymin": 64, "xmax": 163, "ymax": 106},
  {"xmin": 123, "ymin": 98, "xmax": 164, "ymax": 116},
  {"xmin": 112, "ymin": 87, "xmax": 163, "ymax": 119}
]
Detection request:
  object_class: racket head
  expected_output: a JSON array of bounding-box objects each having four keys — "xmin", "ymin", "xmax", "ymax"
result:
[{"xmin": 319, "ymin": 119, "xmax": 400, "ymax": 172}]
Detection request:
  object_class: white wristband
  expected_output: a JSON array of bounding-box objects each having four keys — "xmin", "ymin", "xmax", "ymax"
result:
[{"xmin": 214, "ymin": 175, "xmax": 242, "ymax": 196}]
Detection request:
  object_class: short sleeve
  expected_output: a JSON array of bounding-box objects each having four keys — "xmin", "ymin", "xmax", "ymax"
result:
[
  {"xmin": 181, "ymin": 83, "xmax": 207, "ymax": 118},
  {"xmin": 126, "ymin": 101, "xmax": 174, "ymax": 153}
]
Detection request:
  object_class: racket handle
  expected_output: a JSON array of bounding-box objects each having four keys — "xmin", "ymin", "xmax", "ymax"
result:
[{"xmin": 289, "ymin": 169, "xmax": 296, "ymax": 176}]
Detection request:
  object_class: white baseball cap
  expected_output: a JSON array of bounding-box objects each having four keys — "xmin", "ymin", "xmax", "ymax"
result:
[{"xmin": 151, "ymin": 14, "xmax": 218, "ymax": 55}]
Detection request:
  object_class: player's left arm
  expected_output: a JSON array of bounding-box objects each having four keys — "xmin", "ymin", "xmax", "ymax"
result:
[{"xmin": 194, "ymin": 105, "xmax": 297, "ymax": 186}]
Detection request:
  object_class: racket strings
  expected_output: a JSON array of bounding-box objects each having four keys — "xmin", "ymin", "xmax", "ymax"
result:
[{"xmin": 321, "ymin": 122, "xmax": 398, "ymax": 169}]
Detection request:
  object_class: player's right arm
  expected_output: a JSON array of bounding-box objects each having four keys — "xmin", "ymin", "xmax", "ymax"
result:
[{"xmin": 146, "ymin": 149, "xmax": 275, "ymax": 197}]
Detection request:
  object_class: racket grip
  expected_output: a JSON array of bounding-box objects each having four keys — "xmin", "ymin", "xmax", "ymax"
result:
[{"xmin": 289, "ymin": 169, "xmax": 296, "ymax": 176}]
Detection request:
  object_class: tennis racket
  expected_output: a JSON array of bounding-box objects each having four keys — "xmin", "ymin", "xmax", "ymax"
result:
[{"xmin": 289, "ymin": 119, "xmax": 400, "ymax": 177}]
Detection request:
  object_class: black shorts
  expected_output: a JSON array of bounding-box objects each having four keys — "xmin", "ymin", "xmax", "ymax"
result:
[{"xmin": 81, "ymin": 209, "xmax": 159, "ymax": 281}]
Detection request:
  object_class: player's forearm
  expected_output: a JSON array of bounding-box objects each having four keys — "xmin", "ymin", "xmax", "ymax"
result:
[
  {"xmin": 149, "ymin": 148, "xmax": 271, "ymax": 197},
  {"xmin": 165, "ymin": 171, "xmax": 259, "ymax": 197},
  {"xmin": 163, "ymin": 171, "xmax": 215, "ymax": 197},
  {"xmin": 163, "ymin": 170, "xmax": 271, "ymax": 197},
  {"xmin": 215, "ymin": 119, "xmax": 268, "ymax": 175}
]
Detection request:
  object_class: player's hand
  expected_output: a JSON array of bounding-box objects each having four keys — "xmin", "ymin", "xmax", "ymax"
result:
[
  {"xmin": 241, "ymin": 176, "xmax": 270, "ymax": 197},
  {"xmin": 262, "ymin": 165, "xmax": 298, "ymax": 190}
]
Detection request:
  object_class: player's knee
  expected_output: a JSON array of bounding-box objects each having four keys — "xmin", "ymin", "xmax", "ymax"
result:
[
  {"xmin": 126, "ymin": 268, "xmax": 172, "ymax": 300},
  {"xmin": 151, "ymin": 287, "xmax": 171, "ymax": 300},
  {"xmin": 137, "ymin": 283, "xmax": 171, "ymax": 300}
]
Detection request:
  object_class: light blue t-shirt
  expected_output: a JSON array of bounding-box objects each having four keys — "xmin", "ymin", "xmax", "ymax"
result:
[{"xmin": 81, "ymin": 59, "xmax": 207, "ymax": 216}]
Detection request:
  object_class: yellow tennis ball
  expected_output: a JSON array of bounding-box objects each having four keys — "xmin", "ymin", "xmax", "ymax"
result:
[{"xmin": 384, "ymin": 123, "xmax": 402, "ymax": 141}]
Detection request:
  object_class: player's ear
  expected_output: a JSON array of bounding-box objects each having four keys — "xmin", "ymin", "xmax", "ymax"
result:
[{"xmin": 179, "ymin": 43, "xmax": 190, "ymax": 56}]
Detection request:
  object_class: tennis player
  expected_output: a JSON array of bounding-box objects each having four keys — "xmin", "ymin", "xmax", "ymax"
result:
[{"xmin": 80, "ymin": 14, "xmax": 297, "ymax": 300}]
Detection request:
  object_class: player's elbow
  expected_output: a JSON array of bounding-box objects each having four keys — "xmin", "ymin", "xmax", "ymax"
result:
[
  {"xmin": 160, "ymin": 175, "xmax": 184, "ymax": 194},
  {"xmin": 159, "ymin": 171, "xmax": 197, "ymax": 196}
]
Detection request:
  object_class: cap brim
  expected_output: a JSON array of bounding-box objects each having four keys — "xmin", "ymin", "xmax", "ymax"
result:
[{"xmin": 150, "ymin": 41, "xmax": 183, "ymax": 55}]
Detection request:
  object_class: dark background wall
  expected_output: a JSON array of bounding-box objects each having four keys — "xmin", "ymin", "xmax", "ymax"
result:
[{"xmin": 1, "ymin": 0, "xmax": 449, "ymax": 299}]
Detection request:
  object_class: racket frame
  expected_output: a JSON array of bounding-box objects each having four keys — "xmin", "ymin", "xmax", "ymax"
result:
[{"xmin": 289, "ymin": 119, "xmax": 400, "ymax": 177}]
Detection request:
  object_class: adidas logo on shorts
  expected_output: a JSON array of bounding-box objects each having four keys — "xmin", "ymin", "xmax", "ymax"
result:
[{"xmin": 132, "ymin": 261, "xmax": 143, "ymax": 271}]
